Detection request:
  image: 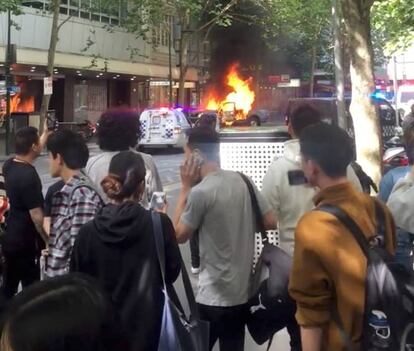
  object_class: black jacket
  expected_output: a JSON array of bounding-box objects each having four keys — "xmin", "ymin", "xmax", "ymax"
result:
[{"xmin": 70, "ymin": 202, "xmax": 181, "ymax": 351}]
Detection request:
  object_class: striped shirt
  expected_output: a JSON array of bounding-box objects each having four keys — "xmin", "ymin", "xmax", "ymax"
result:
[{"xmin": 46, "ymin": 174, "xmax": 103, "ymax": 277}]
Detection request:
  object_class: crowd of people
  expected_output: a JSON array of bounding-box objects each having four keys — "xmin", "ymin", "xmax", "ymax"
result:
[{"xmin": 0, "ymin": 104, "xmax": 411, "ymax": 351}]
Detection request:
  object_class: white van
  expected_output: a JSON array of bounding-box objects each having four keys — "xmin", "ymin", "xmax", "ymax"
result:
[
  {"xmin": 397, "ymin": 85, "xmax": 414, "ymax": 116},
  {"xmin": 139, "ymin": 108, "xmax": 191, "ymax": 149}
]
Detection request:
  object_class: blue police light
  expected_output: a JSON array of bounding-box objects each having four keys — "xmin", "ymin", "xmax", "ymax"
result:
[{"xmin": 371, "ymin": 91, "xmax": 386, "ymax": 100}]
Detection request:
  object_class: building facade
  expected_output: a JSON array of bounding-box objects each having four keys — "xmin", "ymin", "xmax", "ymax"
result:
[{"xmin": 0, "ymin": 1, "xmax": 207, "ymax": 126}]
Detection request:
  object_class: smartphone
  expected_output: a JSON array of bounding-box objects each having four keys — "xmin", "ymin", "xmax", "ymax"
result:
[
  {"xmin": 191, "ymin": 149, "xmax": 204, "ymax": 166},
  {"xmin": 46, "ymin": 110, "xmax": 58, "ymax": 131},
  {"xmin": 287, "ymin": 170, "xmax": 308, "ymax": 186},
  {"xmin": 150, "ymin": 192, "xmax": 166, "ymax": 210}
]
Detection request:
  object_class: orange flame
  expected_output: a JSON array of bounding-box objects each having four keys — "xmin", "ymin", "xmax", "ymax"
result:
[
  {"xmin": 204, "ymin": 64, "xmax": 255, "ymax": 115},
  {"xmin": 11, "ymin": 94, "xmax": 35, "ymax": 113}
]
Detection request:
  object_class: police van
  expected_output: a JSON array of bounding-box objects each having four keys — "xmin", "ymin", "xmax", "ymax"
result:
[{"xmin": 139, "ymin": 108, "xmax": 191, "ymax": 149}]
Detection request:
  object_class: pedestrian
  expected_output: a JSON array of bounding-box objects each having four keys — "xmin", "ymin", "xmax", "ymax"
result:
[
  {"xmin": 85, "ymin": 108, "xmax": 163, "ymax": 208},
  {"xmin": 289, "ymin": 123, "xmax": 396, "ymax": 350},
  {"xmin": 45, "ymin": 130, "xmax": 103, "ymax": 278},
  {"xmin": 190, "ymin": 113, "xmax": 219, "ymax": 274},
  {"xmin": 43, "ymin": 180, "xmax": 64, "ymax": 235},
  {"xmin": 402, "ymin": 102, "xmax": 414, "ymax": 131},
  {"xmin": 386, "ymin": 127, "xmax": 414, "ymax": 269},
  {"xmin": 2, "ymin": 126, "xmax": 50, "ymax": 299},
  {"xmin": 173, "ymin": 127, "xmax": 276, "ymax": 351},
  {"xmin": 262, "ymin": 104, "xmax": 362, "ymax": 257},
  {"xmin": 70, "ymin": 151, "xmax": 181, "ymax": 351},
  {"xmin": 0, "ymin": 273, "xmax": 127, "ymax": 351},
  {"xmin": 379, "ymin": 121, "xmax": 414, "ymax": 202}
]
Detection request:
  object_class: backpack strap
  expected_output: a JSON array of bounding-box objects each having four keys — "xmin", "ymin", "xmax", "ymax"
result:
[
  {"xmin": 317, "ymin": 204, "xmax": 371, "ymax": 257},
  {"xmin": 238, "ymin": 172, "xmax": 267, "ymax": 242}
]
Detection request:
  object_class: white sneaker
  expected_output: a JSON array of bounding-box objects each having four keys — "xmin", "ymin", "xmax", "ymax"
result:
[{"xmin": 191, "ymin": 266, "xmax": 200, "ymax": 275}]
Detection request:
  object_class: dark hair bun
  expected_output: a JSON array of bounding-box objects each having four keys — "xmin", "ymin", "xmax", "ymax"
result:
[{"xmin": 101, "ymin": 174, "xmax": 123, "ymax": 200}]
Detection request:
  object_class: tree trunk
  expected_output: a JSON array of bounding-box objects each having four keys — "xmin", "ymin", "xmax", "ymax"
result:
[
  {"xmin": 309, "ymin": 43, "xmax": 317, "ymax": 98},
  {"xmin": 178, "ymin": 34, "xmax": 189, "ymax": 107},
  {"xmin": 332, "ymin": 0, "xmax": 347, "ymax": 129},
  {"xmin": 39, "ymin": 0, "xmax": 61, "ymax": 133},
  {"xmin": 341, "ymin": 0, "xmax": 381, "ymax": 185}
]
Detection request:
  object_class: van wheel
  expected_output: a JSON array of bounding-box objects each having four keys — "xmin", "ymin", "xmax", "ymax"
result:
[{"xmin": 249, "ymin": 116, "xmax": 261, "ymax": 127}]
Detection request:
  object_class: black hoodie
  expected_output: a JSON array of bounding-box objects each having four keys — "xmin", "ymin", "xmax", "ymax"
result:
[{"xmin": 70, "ymin": 202, "xmax": 181, "ymax": 351}]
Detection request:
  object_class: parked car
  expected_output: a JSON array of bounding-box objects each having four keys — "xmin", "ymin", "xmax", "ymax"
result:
[
  {"xmin": 139, "ymin": 108, "xmax": 191, "ymax": 149},
  {"xmin": 286, "ymin": 96, "xmax": 398, "ymax": 140}
]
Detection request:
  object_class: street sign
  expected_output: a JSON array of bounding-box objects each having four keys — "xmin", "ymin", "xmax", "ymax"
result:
[
  {"xmin": 10, "ymin": 86, "xmax": 20, "ymax": 94},
  {"xmin": 44, "ymin": 77, "xmax": 53, "ymax": 95},
  {"xmin": 278, "ymin": 79, "xmax": 301, "ymax": 88}
]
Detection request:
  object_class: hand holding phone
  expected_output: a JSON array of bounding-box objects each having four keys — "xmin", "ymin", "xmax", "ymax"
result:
[
  {"xmin": 150, "ymin": 192, "xmax": 167, "ymax": 212},
  {"xmin": 180, "ymin": 150, "xmax": 203, "ymax": 188},
  {"xmin": 287, "ymin": 170, "xmax": 308, "ymax": 186}
]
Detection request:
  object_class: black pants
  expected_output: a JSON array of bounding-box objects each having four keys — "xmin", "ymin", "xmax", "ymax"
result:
[
  {"xmin": 190, "ymin": 230, "xmax": 200, "ymax": 268},
  {"xmin": 2, "ymin": 250, "xmax": 39, "ymax": 299},
  {"xmin": 198, "ymin": 303, "xmax": 247, "ymax": 351}
]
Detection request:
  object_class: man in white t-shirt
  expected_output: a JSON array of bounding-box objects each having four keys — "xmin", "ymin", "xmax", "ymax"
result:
[
  {"xmin": 262, "ymin": 104, "xmax": 362, "ymax": 256},
  {"xmin": 174, "ymin": 127, "xmax": 276, "ymax": 351},
  {"xmin": 85, "ymin": 109, "xmax": 163, "ymax": 208}
]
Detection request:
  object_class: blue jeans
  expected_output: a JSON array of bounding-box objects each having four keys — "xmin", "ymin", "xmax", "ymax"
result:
[{"xmin": 395, "ymin": 230, "xmax": 414, "ymax": 270}]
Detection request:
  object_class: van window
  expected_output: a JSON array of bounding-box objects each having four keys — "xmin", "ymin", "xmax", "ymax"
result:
[{"xmin": 401, "ymin": 92, "xmax": 414, "ymax": 104}]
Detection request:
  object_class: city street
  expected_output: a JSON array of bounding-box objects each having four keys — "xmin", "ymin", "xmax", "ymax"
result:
[{"xmin": 33, "ymin": 143, "xmax": 290, "ymax": 351}]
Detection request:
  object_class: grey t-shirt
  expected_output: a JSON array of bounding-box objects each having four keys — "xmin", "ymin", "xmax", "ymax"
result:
[
  {"xmin": 181, "ymin": 170, "xmax": 271, "ymax": 307},
  {"xmin": 85, "ymin": 149, "xmax": 163, "ymax": 209}
]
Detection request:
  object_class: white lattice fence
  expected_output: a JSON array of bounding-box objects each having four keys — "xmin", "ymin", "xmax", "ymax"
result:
[{"xmin": 220, "ymin": 141, "xmax": 285, "ymax": 261}]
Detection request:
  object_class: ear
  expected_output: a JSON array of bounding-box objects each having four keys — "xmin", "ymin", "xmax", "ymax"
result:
[
  {"xmin": 56, "ymin": 153, "xmax": 64, "ymax": 166},
  {"xmin": 288, "ymin": 123, "xmax": 295, "ymax": 138}
]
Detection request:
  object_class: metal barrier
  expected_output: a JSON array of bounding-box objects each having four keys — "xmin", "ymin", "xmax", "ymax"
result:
[{"xmin": 219, "ymin": 126, "xmax": 289, "ymax": 261}]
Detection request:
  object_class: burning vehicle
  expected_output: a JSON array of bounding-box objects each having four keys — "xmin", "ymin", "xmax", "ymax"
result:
[{"xmin": 203, "ymin": 65, "xmax": 270, "ymax": 127}]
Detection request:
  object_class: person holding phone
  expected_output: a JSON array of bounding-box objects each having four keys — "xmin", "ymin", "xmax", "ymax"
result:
[
  {"xmin": 262, "ymin": 104, "xmax": 362, "ymax": 257},
  {"xmin": 173, "ymin": 127, "xmax": 276, "ymax": 351},
  {"xmin": 71, "ymin": 151, "xmax": 181, "ymax": 351}
]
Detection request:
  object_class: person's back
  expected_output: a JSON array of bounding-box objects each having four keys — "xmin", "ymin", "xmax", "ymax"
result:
[
  {"xmin": 85, "ymin": 109, "xmax": 162, "ymax": 208},
  {"xmin": 288, "ymin": 123, "xmax": 396, "ymax": 351},
  {"xmin": 1, "ymin": 127, "xmax": 48, "ymax": 298},
  {"xmin": 71, "ymin": 151, "xmax": 180, "ymax": 351},
  {"xmin": 262, "ymin": 104, "xmax": 362, "ymax": 256},
  {"xmin": 186, "ymin": 169, "xmax": 265, "ymax": 305},
  {"xmin": 174, "ymin": 127, "xmax": 275, "ymax": 351},
  {"xmin": 45, "ymin": 130, "xmax": 104, "ymax": 278}
]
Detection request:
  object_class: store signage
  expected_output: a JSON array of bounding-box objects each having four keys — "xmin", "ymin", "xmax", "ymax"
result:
[
  {"xmin": 150, "ymin": 81, "xmax": 170, "ymax": 86},
  {"xmin": 44, "ymin": 77, "xmax": 53, "ymax": 95},
  {"xmin": 268, "ymin": 74, "xmax": 291, "ymax": 84},
  {"xmin": 278, "ymin": 79, "xmax": 301, "ymax": 88}
]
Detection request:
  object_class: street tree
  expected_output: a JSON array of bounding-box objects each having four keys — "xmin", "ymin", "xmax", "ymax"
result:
[
  {"xmin": 124, "ymin": 0, "xmax": 239, "ymax": 105},
  {"xmin": 258, "ymin": 0, "xmax": 331, "ymax": 97},
  {"xmin": 0, "ymin": 0, "xmax": 21, "ymax": 13},
  {"xmin": 340, "ymin": 0, "xmax": 381, "ymax": 184},
  {"xmin": 372, "ymin": 0, "xmax": 414, "ymax": 55}
]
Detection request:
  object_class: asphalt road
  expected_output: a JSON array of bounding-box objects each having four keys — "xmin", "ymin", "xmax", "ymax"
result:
[{"xmin": 33, "ymin": 144, "xmax": 290, "ymax": 351}]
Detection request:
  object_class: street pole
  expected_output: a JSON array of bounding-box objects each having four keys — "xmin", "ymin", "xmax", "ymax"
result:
[
  {"xmin": 332, "ymin": 0, "xmax": 347, "ymax": 130},
  {"xmin": 168, "ymin": 24, "xmax": 173, "ymax": 108},
  {"xmin": 5, "ymin": 9, "xmax": 12, "ymax": 155},
  {"xmin": 393, "ymin": 55, "xmax": 399, "ymax": 126}
]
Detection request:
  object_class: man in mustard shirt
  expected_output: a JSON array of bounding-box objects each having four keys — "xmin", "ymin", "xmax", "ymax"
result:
[{"xmin": 289, "ymin": 123, "xmax": 396, "ymax": 351}]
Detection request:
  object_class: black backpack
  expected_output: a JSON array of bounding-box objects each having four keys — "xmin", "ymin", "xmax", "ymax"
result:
[
  {"xmin": 239, "ymin": 173, "xmax": 301, "ymax": 351},
  {"xmin": 350, "ymin": 161, "xmax": 378, "ymax": 194},
  {"xmin": 318, "ymin": 201, "xmax": 414, "ymax": 351}
]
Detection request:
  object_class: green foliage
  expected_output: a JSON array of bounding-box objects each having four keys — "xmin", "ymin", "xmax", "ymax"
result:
[
  {"xmin": 0, "ymin": 0, "xmax": 22, "ymax": 15},
  {"xmin": 123, "ymin": 0, "xmax": 238, "ymax": 41},
  {"xmin": 372, "ymin": 0, "xmax": 414, "ymax": 55},
  {"xmin": 258, "ymin": 0, "xmax": 332, "ymax": 76}
]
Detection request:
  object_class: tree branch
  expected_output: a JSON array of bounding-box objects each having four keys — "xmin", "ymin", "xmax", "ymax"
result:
[
  {"xmin": 57, "ymin": 15, "xmax": 72, "ymax": 31},
  {"xmin": 196, "ymin": 0, "xmax": 239, "ymax": 33}
]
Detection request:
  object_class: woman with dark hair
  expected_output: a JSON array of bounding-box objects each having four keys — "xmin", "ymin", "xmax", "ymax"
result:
[
  {"xmin": 0, "ymin": 274, "xmax": 125, "ymax": 351},
  {"xmin": 85, "ymin": 109, "xmax": 163, "ymax": 209},
  {"xmin": 70, "ymin": 151, "xmax": 181, "ymax": 351}
]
